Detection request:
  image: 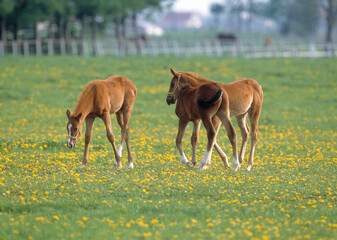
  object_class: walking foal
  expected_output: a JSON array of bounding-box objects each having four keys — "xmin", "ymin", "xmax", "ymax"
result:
[
  {"xmin": 166, "ymin": 69, "xmax": 263, "ymax": 171},
  {"xmin": 66, "ymin": 75, "xmax": 137, "ymax": 168}
]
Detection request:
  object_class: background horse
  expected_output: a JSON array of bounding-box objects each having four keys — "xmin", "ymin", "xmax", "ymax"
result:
[
  {"xmin": 166, "ymin": 69, "xmax": 263, "ymax": 171},
  {"xmin": 66, "ymin": 75, "xmax": 137, "ymax": 168}
]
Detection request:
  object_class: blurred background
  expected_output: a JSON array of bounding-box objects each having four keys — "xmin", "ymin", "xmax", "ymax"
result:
[{"xmin": 0, "ymin": 0, "xmax": 336, "ymax": 57}]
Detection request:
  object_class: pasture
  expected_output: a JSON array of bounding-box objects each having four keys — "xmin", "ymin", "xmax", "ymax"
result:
[{"xmin": 0, "ymin": 56, "xmax": 336, "ymax": 239}]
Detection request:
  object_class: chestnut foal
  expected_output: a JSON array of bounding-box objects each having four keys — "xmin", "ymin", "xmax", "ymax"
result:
[
  {"xmin": 166, "ymin": 69, "xmax": 263, "ymax": 171},
  {"xmin": 66, "ymin": 75, "xmax": 137, "ymax": 168}
]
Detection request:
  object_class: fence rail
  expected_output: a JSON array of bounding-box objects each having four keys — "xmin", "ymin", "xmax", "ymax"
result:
[{"xmin": 0, "ymin": 39, "xmax": 335, "ymax": 58}]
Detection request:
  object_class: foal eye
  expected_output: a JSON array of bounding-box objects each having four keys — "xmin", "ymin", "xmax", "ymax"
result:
[
  {"xmin": 73, "ymin": 127, "xmax": 78, "ymax": 131},
  {"xmin": 170, "ymin": 82, "xmax": 175, "ymax": 88}
]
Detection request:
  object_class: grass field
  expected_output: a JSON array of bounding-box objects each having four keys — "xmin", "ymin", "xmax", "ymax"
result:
[{"xmin": 0, "ymin": 56, "xmax": 336, "ymax": 239}]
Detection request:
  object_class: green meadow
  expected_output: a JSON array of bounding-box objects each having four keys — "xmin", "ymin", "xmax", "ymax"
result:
[{"xmin": 0, "ymin": 56, "xmax": 336, "ymax": 239}]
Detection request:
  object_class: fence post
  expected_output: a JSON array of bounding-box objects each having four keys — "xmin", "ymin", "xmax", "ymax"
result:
[
  {"xmin": 204, "ymin": 40, "xmax": 212, "ymax": 56},
  {"xmin": 12, "ymin": 41, "xmax": 18, "ymax": 55},
  {"xmin": 249, "ymin": 41, "xmax": 256, "ymax": 57},
  {"xmin": 0, "ymin": 41, "xmax": 4, "ymax": 56},
  {"xmin": 214, "ymin": 40, "xmax": 222, "ymax": 56},
  {"xmin": 161, "ymin": 40, "xmax": 169, "ymax": 56},
  {"xmin": 36, "ymin": 39, "xmax": 42, "ymax": 56},
  {"xmin": 173, "ymin": 41, "xmax": 180, "ymax": 56},
  {"xmin": 23, "ymin": 41, "xmax": 29, "ymax": 56},
  {"xmin": 82, "ymin": 41, "xmax": 89, "ymax": 56},
  {"xmin": 235, "ymin": 42, "xmax": 242, "ymax": 57},
  {"xmin": 60, "ymin": 39, "xmax": 66, "ymax": 55},
  {"xmin": 71, "ymin": 40, "xmax": 78, "ymax": 56},
  {"xmin": 48, "ymin": 39, "xmax": 54, "ymax": 56}
]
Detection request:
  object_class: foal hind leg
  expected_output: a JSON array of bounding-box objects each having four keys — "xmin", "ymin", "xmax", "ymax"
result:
[
  {"xmin": 102, "ymin": 112, "xmax": 122, "ymax": 168},
  {"xmin": 247, "ymin": 104, "xmax": 262, "ymax": 171},
  {"xmin": 80, "ymin": 117, "xmax": 94, "ymax": 168},
  {"xmin": 123, "ymin": 108, "xmax": 134, "ymax": 169},
  {"xmin": 236, "ymin": 113, "xmax": 249, "ymax": 164},
  {"xmin": 218, "ymin": 112, "xmax": 239, "ymax": 171},
  {"xmin": 116, "ymin": 111, "xmax": 124, "ymax": 158},
  {"xmin": 198, "ymin": 116, "xmax": 216, "ymax": 170},
  {"xmin": 190, "ymin": 120, "xmax": 201, "ymax": 167},
  {"xmin": 212, "ymin": 116, "xmax": 230, "ymax": 168}
]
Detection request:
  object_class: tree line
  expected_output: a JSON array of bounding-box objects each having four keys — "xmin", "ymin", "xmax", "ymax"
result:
[
  {"xmin": 211, "ymin": 0, "xmax": 337, "ymax": 43},
  {"xmin": 0, "ymin": 0, "xmax": 171, "ymax": 55}
]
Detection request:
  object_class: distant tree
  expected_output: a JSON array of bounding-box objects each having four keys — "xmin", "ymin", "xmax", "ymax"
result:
[
  {"xmin": 320, "ymin": 0, "xmax": 337, "ymax": 43},
  {"xmin": 52, "ymin": 0, "xmax": 76, "ymax": 42},
  {"xmin": 263, "ymin": 0, "xmax": 319, "ymax": 37},
  {"xmin": 74, "ymin": 0, "xmax": 105, "ymax": 55},
  {"xmin": 17, "ymin": 0, "xmax": 55, "ymax": 39},
  {"xmin": 210, "ymin": 3, "xmax": 224, "ymax": 26},
  {"xmin": 0, "ymin": 0, "xmax": 14, "ymax": 46}
]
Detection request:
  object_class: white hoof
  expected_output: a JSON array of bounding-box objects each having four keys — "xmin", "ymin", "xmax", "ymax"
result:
[
  {"xmin": 246, "ymin": 165, "xmax": 252, "ymax": 171},
  {"xmin": 113, "ymin": 161, "xmax": 118, "ymax": 166},
  {"xmin": 79, "ymin": 164, "xmax": 86, "ymax": 168},
  {"xmin": 232, "ymin": 164, "xmax": 241, "ymax": 172},
  {"xmin": 128, "ymin": 163, "xmax": 134, "ymax": 169},
  {"xmin": 118, "ymin": 145, "xmax": 123, "ymax": 157},
  {"xmin": 186, "ymin": 161, "xmax": 194, "ymax": 168},
  {"xmin": 198, "ymin": 162, "xmax": 207, "ymax": 170},
  {"xmin": 201, "ymin": 165, "xmax": 209, "ymax": 170}
]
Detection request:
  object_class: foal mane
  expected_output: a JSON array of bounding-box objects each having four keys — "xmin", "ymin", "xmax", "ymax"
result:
[
  {"xmin": 181, "ymin": 72, "xmax": 215, "ymax": 84},
  {"xmin": 73, "ymin": 81, "xmax": 98, "ymax": 116}
]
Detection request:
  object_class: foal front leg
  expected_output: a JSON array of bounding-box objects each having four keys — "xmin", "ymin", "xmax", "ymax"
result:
[
  {"xmin": 80, "ymin": 117, "xmax": 94, "ymax": 168},
  {"xmin": 190, "ymin": 120, "xmax": 201, "ymax": 167},
  {"xmin": 176, "ymin": 118, "xmax": 191, "ymax": 167},
  {"xmin": 102, "ymin": 112, "xmax": 122, "ymax": 168},
  {"xmin": 219, "ymin": 112, "xmax": 239, "ymax": 171}
]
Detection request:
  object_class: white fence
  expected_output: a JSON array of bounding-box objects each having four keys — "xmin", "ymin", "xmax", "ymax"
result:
[{"xmin": 0, "ymin": 39, "xmax": 335, "ymax": 58}]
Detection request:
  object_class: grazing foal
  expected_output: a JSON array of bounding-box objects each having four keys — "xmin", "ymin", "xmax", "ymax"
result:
[
  {"xmin": 166, "ymin": 69, "xmax": 263, "ymax": 171},
  {"xmin": 66, "ymin": 76, "xmax": 137, "ymax": 168}
]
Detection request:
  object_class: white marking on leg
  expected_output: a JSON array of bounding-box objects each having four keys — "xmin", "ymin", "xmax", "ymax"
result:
[
  {"xmin": 232, "ymin": 156, "xmax": 241, "ymax": 172},
  {"xmin": 246, "ymin": 165, "xmax": 252, "ymax": 171},
  {"xmin": 67, "ymin": 124, "xmax": 72, "ymax": 147},
  {"xmin": 128, "ymin": 162, "xmax": 134, "ymax": 169},
  {"xmin": 198, "ymin": 150, "xmax": 211, "ymax": 169},
  {"xmin": 180, "ymin": 152, "xmax": 188, "ymax": 164},
  {"xmin": 118, "ymin": 144, "xmax": 123, "ymax": 157}
]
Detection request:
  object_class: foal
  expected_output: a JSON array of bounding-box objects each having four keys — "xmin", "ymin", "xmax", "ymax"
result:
[
  {"xmin": 166, "ymin": 69, "xmax": 263, "ymax": 171},
  {"xmin": 66, "ymin": 75, "xmax": 137, "ymax": 168}
]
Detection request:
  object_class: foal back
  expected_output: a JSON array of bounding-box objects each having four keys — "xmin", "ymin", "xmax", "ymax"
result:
[
  {"xmin": 222, "ymin": 78, "xmax": 263, "ymax": 117},
  {"xmin": 91, "ymin": 76, "xmax": 137, "ymax": 115}
]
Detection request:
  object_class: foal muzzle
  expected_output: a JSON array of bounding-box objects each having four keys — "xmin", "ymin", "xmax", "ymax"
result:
[
  {"xmin": 166, "ymin": 95, "xmax": 175, "ymax": 105},
  {"xmin": 67, "ymin": 136, "xmax": 77, "ymax": 149}
]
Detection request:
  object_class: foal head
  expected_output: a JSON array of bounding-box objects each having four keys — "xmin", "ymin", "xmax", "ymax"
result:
[
  {"xmin": 66, "ymin": 109, "xmax": 82, "ymax": 149},
  {"xmin": 166, "ymin": 68, "xmax": 189, "ymax": 105}
]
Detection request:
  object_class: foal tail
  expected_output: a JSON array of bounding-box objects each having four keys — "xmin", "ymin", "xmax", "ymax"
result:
[{"xmin": 198, "ymin": 85, "xmax": 223, "ymax": 109}]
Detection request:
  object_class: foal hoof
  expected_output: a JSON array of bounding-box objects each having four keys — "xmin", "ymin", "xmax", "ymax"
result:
[
  {"xmin": 128, "ymin": 163, "xmax": 134, "ymax": 169},
  {"xmin": 198, "ymin": 162, "xmax": 208, "ymax": 170},
  {"xmin": 246, "ymin": 165, "xmax": 252, "ymax": 171},
  {"xmin": 186, "ymin": 162, "xmax": 194, "ymax": 168},
  {"xmin": 79, "ymin": 164, "xmax": 86, "ymax": 168},
  {"xmin": 232, "ymin": 164, "xmax": 241, "ymax": 172}
]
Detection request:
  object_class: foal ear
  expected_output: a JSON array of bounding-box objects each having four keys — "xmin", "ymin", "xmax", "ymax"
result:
[
  {"xmin": 75, "ymin": 113, "xmax": 82, "ymax": 121},
  {"xmin": 170, "ymin": 68, "xmax": 177, "ymax": 76},
  {"xmin": 66, "ymin": 109, "xmax": 71, "ymax": 119}
]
